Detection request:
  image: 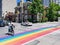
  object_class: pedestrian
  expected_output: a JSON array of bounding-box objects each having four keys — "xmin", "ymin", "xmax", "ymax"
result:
[
  {"xmin": 3, "ymin": 11, "xmax": 8, "ymax": 19},
  {"xmin": 8, "ymin": 23, "xmax": 15, "ymax": 36}
]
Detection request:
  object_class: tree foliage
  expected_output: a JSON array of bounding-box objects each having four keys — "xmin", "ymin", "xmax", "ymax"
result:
[
  {"xmin": 47, "ymin": 2, "xmax": 60, "ymax": 21},
  {"xmin": 28, "ymin": 0, "xmax": 43, "ymax": 15}
]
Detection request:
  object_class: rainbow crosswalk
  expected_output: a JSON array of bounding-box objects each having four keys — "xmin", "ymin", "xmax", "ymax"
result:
[{"xmin": 0, "ymin": 25, "xmax": 60, "ymax": 45}]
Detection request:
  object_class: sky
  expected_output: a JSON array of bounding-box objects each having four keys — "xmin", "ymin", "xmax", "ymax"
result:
[
  {"xmin": 16, "ymin": 0, "xmax": 50, "ymax": 7},
  {"xmin": 16, "ymin": 0, "xmax": 60, "ymax": 7},
  {"xmin": 17, "ymin": 0, "xmax": 26, "ymax": 3},
  {"xmin": 43, "ymin": 0, "xmax": 49, "ymax": 7}
]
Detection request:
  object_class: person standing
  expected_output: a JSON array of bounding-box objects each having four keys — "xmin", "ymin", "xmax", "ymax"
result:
[{"xmin": 3, "ymin": 11, "xmax": 8, "ymax": 19}]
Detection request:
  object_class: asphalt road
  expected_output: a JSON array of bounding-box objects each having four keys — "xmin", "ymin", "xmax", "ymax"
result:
[
  {"xmin": 0, "ymin": 22, "xmax": 60, "ymax": 45},
  {"xmin": 0, "ymin": 22, "xmax": 59, "ymax": 36}
]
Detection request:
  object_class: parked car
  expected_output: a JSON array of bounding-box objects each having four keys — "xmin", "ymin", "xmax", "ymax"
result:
[
  {"xmin": 3, "ymin": 20, "xmax": 9, "ymax": 26},
  {"xmin": 0, "ymin": 19, "xmax": 9, "ymax": 27},
  {"xmin": 21, "ymin": 22, "xmax": 32, "ymax": 26}
]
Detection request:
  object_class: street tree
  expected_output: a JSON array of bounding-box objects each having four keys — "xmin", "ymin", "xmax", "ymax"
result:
[
  {"xmin": 28, "ymin": 0, "xmax": 43, "ymax": 22},
  {"xmin": 47, "ymin": 2, "xmax": 60, "ymax": 21}
]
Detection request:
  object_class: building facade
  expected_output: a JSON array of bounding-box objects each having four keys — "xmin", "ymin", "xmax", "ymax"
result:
[
  {"xmin": 53, "ymin": 0, "xmax": 60, "ymax": 5},
  {"xmin": 0, "ymin": 0, "xmax": 2, "ymax": 17},
  {"xmin": 0, "ymin": 0, "xmax": 17, "ymax": 18},
  {"xmin": 15, "ymin": 1, "xmax": 32, "ymax": 22}
]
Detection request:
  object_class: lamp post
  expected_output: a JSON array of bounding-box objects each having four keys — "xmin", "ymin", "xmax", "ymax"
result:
[{"xmin": 20, "ymin": 0, "xmax": 24, "ymax": 23}]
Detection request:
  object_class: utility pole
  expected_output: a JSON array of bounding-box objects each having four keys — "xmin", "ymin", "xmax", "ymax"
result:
[{"xmin": 20, "ymin": 0, "xmax": 24, "ymax": 23}]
